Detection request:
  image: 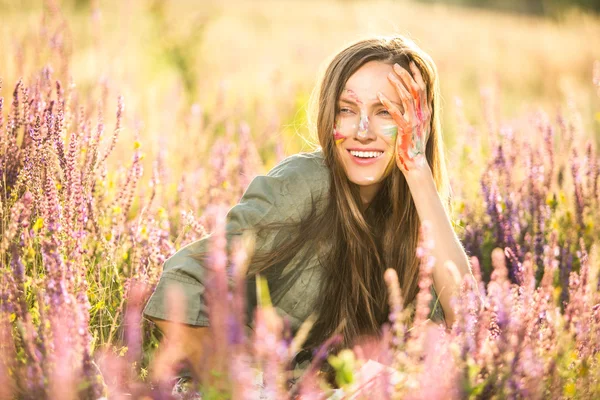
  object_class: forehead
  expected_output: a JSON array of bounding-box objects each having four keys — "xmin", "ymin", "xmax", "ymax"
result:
[{"xmin": 341, "ymin": 61, "xmax": 397, "ymax": 101}]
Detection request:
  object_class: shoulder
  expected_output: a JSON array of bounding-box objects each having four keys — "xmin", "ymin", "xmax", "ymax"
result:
[
  {"xmin": 248, "ymin": 148, "xmax": 329, "ymax": 222},
  {"xmin": 265, "ymin": 148, "xmax": 330, "ymax": 198},
  {"xmin": 267, "ymin": 149, "xmax": 328, "ymax": 181}
]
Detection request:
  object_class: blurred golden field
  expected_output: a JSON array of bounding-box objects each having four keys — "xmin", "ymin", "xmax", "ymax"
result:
[{"xmin": 1, "ymin": 0, "xmax": 599, "ymax": 209}]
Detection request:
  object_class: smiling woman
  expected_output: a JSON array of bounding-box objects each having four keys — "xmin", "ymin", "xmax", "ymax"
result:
[
  {"xmin": 333, "ymin": 61, "xmax": 408, "ymax": 206},
  {"xmin": 143, "ymin": 34, "xmax": 473, "ymax": 389}
]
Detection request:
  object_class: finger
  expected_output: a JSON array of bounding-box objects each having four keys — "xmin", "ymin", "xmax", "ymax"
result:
[
  {"xmin": 421, "ymin": 101, "xmax": 431, "ymax": 130},
  {"xmin": 408, "ymin": 62, "xmax": 429, "ymax": 119},
  {"xmin": 393, "ymin": 63, "xmax": 420, "ymax": 100},
  {"xmin": 421, "ymin": 96, "xmax": 429, "ymax": 122},
  {"xmin": 387, "ymin": 73, "xmax": 414, "ymax": 119},
  {"xmin": 409, "ymin": 61, "xmax": 426, "ymax": 91},
  {"xmin": 409, "ymin": 63, "xmax": 430, "ymax": 123},
  {"xmin": 391, "ymin": 65, "xmax": 424, "ymax": 124},
  {"xmin": 377, "ymin": 91, "xmax": 408, "ymax": 128},
  {"xmin": 394, "ymin": 72, "xmax": 425, "ymax": 130},
  {"xmin": 403, "ymin": 76, "xmax": 425, "ymax": 124}
]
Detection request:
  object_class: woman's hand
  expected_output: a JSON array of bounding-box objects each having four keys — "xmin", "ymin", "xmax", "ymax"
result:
[{"xmin": 377, "ymin": 61, "xmax": 431, "ymax": 173}]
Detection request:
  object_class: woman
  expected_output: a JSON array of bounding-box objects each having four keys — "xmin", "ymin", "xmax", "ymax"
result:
[{"xmin": 143, "ymin": 34, "xmax": 473, "ymax": 387}]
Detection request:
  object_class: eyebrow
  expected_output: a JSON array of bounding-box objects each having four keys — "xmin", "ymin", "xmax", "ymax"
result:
[{"xmin": 339, "ymin": 97, "xmax": 403, "ymax": 109}]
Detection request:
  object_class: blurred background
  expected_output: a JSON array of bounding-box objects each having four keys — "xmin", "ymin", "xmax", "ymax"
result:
[
  {"xmin": 1, "ymin": 0, "xmax": 599, "ymax": 203},
  {"xmin": 417, "ymin": 0, "xmax": 600, "ymax": 15},
  {"xmin": 1, "ymin": 1, "xmax": 599, "ymax": 391}
]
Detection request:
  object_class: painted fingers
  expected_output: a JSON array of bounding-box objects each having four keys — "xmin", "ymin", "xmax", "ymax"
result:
[{"xmin": 378, "ymin": 61, "xmax": 432, "ymax": 172}]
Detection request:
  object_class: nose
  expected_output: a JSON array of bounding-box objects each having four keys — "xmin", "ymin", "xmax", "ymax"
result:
[{"xmin": 354, "ymin": 114, "xmax": 376, "ymax": 141}]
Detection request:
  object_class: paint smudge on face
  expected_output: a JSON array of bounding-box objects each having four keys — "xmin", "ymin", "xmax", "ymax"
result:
[
  {"xmin": 357, "ymin": 110, "xmax": 369, "ymax": 138},
  {"xmin": 381, "ymin": 125, "xmax": 398, "ymax": 140},
  {"xmin": 345, "ymin": 89, "xmax": 370, "ymax": 138},
  {"xmin": 333, "ymin": 122, "xmax": 346, "ymax": 145},
  {"xmin": 345, "ymin": 89, "xmax": 363, "ymax": 105}
]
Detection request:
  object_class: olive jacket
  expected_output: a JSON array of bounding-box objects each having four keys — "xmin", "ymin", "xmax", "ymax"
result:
[{"xmin": 143, "ymin": 149, "xmax": 446, "ymax": 334}]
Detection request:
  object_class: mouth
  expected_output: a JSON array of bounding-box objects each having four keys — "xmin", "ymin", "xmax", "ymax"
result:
[{"xmin": 346, "ymin": 149, "xmax": 384, "ymax": 165}]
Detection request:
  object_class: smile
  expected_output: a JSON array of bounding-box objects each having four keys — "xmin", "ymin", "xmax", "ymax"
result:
[{"xmin": 347, "ymin": 149, "xmax": 384, "ymax": 165}]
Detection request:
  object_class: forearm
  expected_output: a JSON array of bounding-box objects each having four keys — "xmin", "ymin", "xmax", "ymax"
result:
[
  {"xmin": 405, "ymin": 166, "xmax": 474, "ymax": 327},
  {"xmin": 150, "ymin": 318, "xmax": 212, "ymax": 381}
]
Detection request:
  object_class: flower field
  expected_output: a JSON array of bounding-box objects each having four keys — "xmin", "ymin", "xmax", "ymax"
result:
[{"xmin": 1, "ymin": 0, "xmax": 600, "ymax": 398}]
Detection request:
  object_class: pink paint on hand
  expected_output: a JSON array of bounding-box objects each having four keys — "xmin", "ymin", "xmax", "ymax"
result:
[{"xmin": 414, "ymin": 94, "xmax": 423, "ymax": 122}]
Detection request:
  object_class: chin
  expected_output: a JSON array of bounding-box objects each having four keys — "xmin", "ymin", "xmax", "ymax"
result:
[
  {"xmin": 341, "ymin": 157, "xmax": 394, "ymax": 185},
  {"xmin": 347, "ymin": 174, "xmax": 384, "ymax": 186}
]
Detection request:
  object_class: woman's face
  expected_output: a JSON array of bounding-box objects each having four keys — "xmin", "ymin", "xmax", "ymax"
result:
[{"xmin": 333, "ymin": 60, "xmax": 406, "ymax": 202}]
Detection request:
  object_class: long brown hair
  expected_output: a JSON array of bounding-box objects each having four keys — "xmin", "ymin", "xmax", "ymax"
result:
[{"xmin": 194, "ymin": 34, "xmax": 450, "ymax": 356}]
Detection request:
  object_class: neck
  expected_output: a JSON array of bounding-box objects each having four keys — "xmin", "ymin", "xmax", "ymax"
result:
[{"xmin": 359, "ymin": 182, "xmax": 381, "ymax": 211}]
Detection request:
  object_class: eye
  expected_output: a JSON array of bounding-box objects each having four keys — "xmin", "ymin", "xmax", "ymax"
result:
[
  {"xmin": 378, "ymin": 109, "xmax": 391, "ymax": 116},
  {"xmin": 340, "ymin": 107, "xmax": 354, "ymax": 114}
]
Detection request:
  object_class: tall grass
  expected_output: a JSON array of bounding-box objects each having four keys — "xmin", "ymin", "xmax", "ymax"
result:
[{"xmin": 0, "ymin": 0, "xmax": 599, "ymax": 398}]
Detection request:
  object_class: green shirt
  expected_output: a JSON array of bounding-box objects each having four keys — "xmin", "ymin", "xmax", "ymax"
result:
[{"xmin": 143, "ymin": 149, "xmax": 445, "ymax": 333}]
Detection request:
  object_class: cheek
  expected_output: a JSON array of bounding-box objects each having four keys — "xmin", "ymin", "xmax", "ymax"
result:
[{"xmin": 381, "ymin": 153, "xmax": 396, "ymax": 178}]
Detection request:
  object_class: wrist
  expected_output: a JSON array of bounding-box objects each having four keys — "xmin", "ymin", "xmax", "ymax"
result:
[{"xmin": 403, "ymin": 159, "xmax": 433, "ymax": 185}]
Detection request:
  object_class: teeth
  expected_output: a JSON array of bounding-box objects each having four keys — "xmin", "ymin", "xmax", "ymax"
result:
[{"xmin": 350, "ymin": 150, "xmax": 383, "ymax": 158}]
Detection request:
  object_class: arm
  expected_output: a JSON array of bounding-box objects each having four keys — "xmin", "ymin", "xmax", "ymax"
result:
[
  {"xmin": 143, "ymin": 152, "xmax": 321, "ymax": 380},
  {"xmin": 149, "ymin": 318, "xmax": 211, "ymax": 380},
  {"xmin": 378, "ymin": 61, "xmax": 475, "ymax": 328},
  {"xmin": 404, "ymin": 165, "xmax": 474, "ymax": 328}
]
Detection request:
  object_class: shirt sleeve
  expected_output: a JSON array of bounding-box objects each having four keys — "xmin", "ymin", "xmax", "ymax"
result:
[{"xmin": 142, "ymin": 154, "xmax": 318, "ymax": 326}]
